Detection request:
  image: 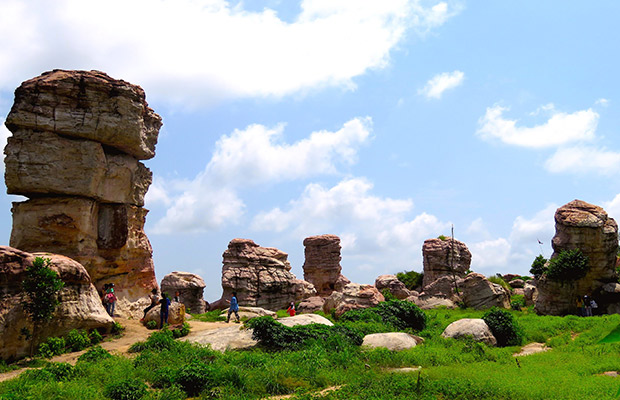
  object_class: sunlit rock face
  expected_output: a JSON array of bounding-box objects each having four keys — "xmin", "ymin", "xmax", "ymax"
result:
[
  {"xmin": 536, "ymin": 200, "xmax": 619, "ymax": 315},
  {"xmin": 302, "ymin": 234, "xmax": 350, "ymax": 297},
  {"xmin": 422, "ymin": 237, "xmax": 471, "ymax": 288},
  {"xmin": 4, "ymin": 70, "xmax": 161, "ymax": 316}
]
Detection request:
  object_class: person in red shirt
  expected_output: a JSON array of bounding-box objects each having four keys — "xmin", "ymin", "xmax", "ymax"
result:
[{"xmin": 286, "ymin": 302, "xmax": 296, "ymax": 317}]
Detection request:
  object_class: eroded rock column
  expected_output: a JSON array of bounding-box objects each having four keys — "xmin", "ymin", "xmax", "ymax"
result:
[
  {"xmin": 422, "ymin": 237, "xmax": 471, "ymax": 288},
  {"xmin": 302, "ymin": 234, "xmax": 350, "ymax": 297}
]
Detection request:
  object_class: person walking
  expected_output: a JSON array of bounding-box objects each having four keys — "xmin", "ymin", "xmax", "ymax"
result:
[
  {"xmin": 160, "ymin": 292, "xmax": 171, "ymax": 329},
  {"xmin": 141, "ymin": 288, "xmax": 160, "ymax": 322},
  {"xmin": 226, "ymin": 291, "xmax": 240, "ymax": 323}
]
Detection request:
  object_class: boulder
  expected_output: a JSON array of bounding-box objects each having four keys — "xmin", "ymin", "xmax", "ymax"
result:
[
  {"xmin": 219, "ymin": 306, "xmax": 276, "ymax": 321},
  {"xmin": 441, "ymin": 318, "xmax": 497, "ymax": 346},
  {"xmin": 374, "ymin": 274, "xmax": 411, "ymax": 299},
  {"xmin": 161, "ymin": 271, "xmax": 208, "ymax": 314},
  {"xmin": 524, "ymin": 281, "xmax": 538, "ymax": 306},
  {"xmin": 535, "ymin": 200, "xmax": 619, "ymax": 315},
  {"xmin": 297, "ymin": 296, "xmax": 325, "ymax": 314},
  {"xmin": 410, "ymin": 294, "xmax": 457, "ymax": 310},
  {"xmin": 277, "ymin": 314, "xmax": 333, "ymax": 327},
  {"xmin": 185, "ymin": 325, "xmax": 257, "ymax": 352},
  {"xmin": 214, "ymin": 239, "xmax": 303, "ymax": 311},
  {"xmin": 323, "ymin": 283, "xmax": 384, "ymax": 317},
  {"xmin": 293, "ymin": 278, "xmax": 317, "ymax": 302},
  {"xmin": 0, "ymin": 246, "xmax": 114, "ymax": 360},
  {"xmin": 421, "ymin": 275, "xmax": 464, "ymax": 301},
  {"xmin": 302, "ymin": 234, "xmax": 350, "ymax": 297},
  {"xmin": 144, "ymin": 302, "xmax": 186, "ymax": 327},
  {"xmin": 362, "ymin": 332, "xmax": 419, "ymax": 351},
  {"xmin": 461, "ymin": 273, "xmax": 510, "ymax": 310},
  {"xmin": 422, "ymin": 238, "xmax": 471, "ymax": 287},
  {"xmin": 509, "ymin": 279, "xmax": 525, "ymax": 289}
]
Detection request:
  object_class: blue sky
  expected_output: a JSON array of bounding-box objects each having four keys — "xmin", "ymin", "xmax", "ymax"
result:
[{"xmin": 1, "ymin": 0, "xmax": 620, "ymax": 301}]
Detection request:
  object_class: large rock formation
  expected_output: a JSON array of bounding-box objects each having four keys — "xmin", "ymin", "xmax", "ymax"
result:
[
  {"xmin": 213, "ymin": 239, "xmax": 315, "ymax": 311},
  {"xmin": 461, "ymin": 273, "xmax": 510, "ymax": 310},
  {"xmin": 420, "ymin": 275, "xmax": 464, "ymax": 302},
  {"xmin": 302, "ymin": 234, "xmax": 350, "ymax": 297},
  {"xmin": 374, "ymin": 274, "xmax": 412, "ymax": 300},
  {"xmin": 161, "ymin": 272, "xmax": 208, "ymax": 314},
  {"xmin": 422, "ymin": 237, "xmax": 471, "ymax": 288},
  {"xmin": 535, "ymin": 200, "xmax": 619, "ymax": 315},
  {"xmin": 0, "ymin": 246, "xmax": 114, "ymax": 360},
  {"xmin": 323, "ymin": 283, "xmax": 384, "ymax": 317},
  {"xmin": 4, "ymin": 70, "xmax": 161, "ymax": 316}
]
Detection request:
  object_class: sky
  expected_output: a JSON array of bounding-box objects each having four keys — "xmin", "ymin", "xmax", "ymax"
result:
[{"xmin": 1, "ymin": 0, "xmax": 620, "ymax": 302}]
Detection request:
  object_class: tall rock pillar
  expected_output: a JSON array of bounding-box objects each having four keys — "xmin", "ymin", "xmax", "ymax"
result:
[
  {"xmin": 302, "ymin": 234, "xmax": 350, "ymax": 297},
  {"xmin": 4, "ymin": 70, "xmax": 162, "ymax": 315}
]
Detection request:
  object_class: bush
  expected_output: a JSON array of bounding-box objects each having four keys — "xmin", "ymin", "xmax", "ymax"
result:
[
  {"xmin": 89, "ymin": 329, "xmax": 103, "ymax": 345},
  {"xmin": 340, "ymin": 300, "xmax": 427, "ymax": 331},
  {"xmin": 174, "ymin": 360, "xmax": 216, "ymax": 397},
  {"xmin": 488, "ymin": 275, "xmax": 511, "ymax": 292},
  {"xmin": 104, "ymin": 378, "xmax": 147, "ymax": 400},
  {"xmin": 146, "ymin": 320, "xmax": 158, "ymax": 330},
  {"xmin": 129, "ymin": 328, "xmax": 177, "ymax": 353},
  {"xmin": 530, "ymin": 254, "xmax": 548, "ymax": 278},
  {"xmin": 112, "ymin": 322, "xmax": 125, "ymax": 335},
  {"xmin": 38, "ymin": 336, "xmax": 66, "ymax": 358},
  {"xmin": 66, "ymin": 329, "xmax": 91, "ymax": 352},
  {"xmin": 510, "ymin": 294, "xmax": 525, "ymax": 311},
  {"xmin": 42, "ymin": 362, "xmax": 77, "ymax": 381},
  {"xmin": 172, "ymin": 322, "xmax": 190, "ymax": 338},
  {"xmin": 396, "ymin": 270, "xmax": 424, "ymax": 291},
  {"xmin": 482, "ymin": 307, "xmax": 523, "ymax": 347},
  {"xmin": 546, "ymin": 249, "xmax": 589, "ymax": 281},
  {"xmin": 78, "ymin": 345, "xmax": 112, "ymax": 363}
]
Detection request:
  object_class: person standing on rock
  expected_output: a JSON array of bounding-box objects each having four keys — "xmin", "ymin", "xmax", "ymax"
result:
[
  {"xmin": 226, "ymin": 291, "xmax": 240, "ymax": 323},
  {"xmin": 160, "ymin": 292, "xmax": 171, "ymax": 329},
  {"xmin": 286, "ymin": 302, "xmax": 296, "ymax": 317},
  {"xmin": 141, "ymin": 288, "xmax": 160, "ymax": 322}
]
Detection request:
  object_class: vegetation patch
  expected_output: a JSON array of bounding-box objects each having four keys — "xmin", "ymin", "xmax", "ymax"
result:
[
  {"xmin": 482, "ymin": 307, "xmax": 523, "ymax": 347},
  {"xmin": 546, "ymin": 249, "xmax": 590, "ymax": 281}
]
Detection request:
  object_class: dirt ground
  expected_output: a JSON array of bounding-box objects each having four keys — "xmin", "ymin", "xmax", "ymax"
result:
[{"xmin": 0, "ymin": 318, "xmax": 226, "ymax": 383}]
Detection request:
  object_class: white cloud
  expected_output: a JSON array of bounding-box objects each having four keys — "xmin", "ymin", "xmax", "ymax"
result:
[
  {"xmin": 603, "ymin": 194, "xmax": 620, "ymax": 223},
  {"xmin": 477, "ymin": 105, "xmax": 598, "ymax": 148},
  {"xmin": 595, "ymin": 98, "xmax": 610, "ymax": 107},
  {"xmin": 469, "ymin": 238, "xmax": 511, "ymax": 271},
  {"xmin": 151, "ymin": 118, "xmax": 372, "ymax": 233},
  {"xmin": 466, "ymin": 217, "xmax": 489, "ymax": 238},
  {"xmin": 544, "ymin": 146, "xmax": 620, "ymax": 175},
  {"xmin": 509, "ymin": 204, "xmax": 557, "ymax": 245},
  {"xmin": 0, "ymin": 0, "xmax": 460, "ymax": 107},
  {"xmin": 418, "ymin": 70, "xmax": 464, "ymax": 99}
]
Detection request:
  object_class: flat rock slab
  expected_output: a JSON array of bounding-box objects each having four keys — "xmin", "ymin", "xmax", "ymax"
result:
[
  {"xmin": 277, "ymin": 314, "xmax": 333, "ymax": 327},
  {"xmin": 362, "ymin": 332, "xmax": 419, "ymax": 351},
  {"xmin": 185, "ymin": 325, "xmax": 257, "ymax": 352},
  {"xmin": 513, "ymin": 342, "xmax": 550, "ymax": 357},
  {"xmin": 385, "ymin": 367, "xmax": 422, "ymax": 373}
]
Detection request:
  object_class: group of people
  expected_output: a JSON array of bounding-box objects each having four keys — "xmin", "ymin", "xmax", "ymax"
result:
[
  {"xmin": 577, "ymin": 294, "xmax": 598, "ymax": 317},
  {"xmin": 101, "ymin": 283, "xmax": 117, "ymax": 317},
  {"xmin": 141, "ymin": 288, "xmax": 183, "ymax": 328}
]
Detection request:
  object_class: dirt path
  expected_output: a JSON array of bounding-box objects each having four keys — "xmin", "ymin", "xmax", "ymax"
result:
[{"xmin": 0, "ymin": 318, "xmax": 226, "ymax": 382}]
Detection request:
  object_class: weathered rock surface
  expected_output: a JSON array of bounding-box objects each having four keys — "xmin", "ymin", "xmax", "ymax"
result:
[
  {"xmin": 219, "ymin": 306, "xmax": 276, "ymax": 321},
  {"xmin": 161, "ymin": 271, "xmax": 208, "ymax": 314},
  {"xmin": 323, "ymin": 283, "xmax": 384, "ymax": 317},
  {"xmin": 375, "ymin": 274, "xmax": 411, "ymax": 299},
  {"xmin": 303, "ymin": 234, "xmax": 349, "ymax": 297},
  {"xmin": 277, "ymin": 314, "xmax": 333, "ymax": 327},
  {"xmin": 410, "ymin": 294, "xmax": 457, "ymax": 310},
  {"xmin": 461, "ymin": 273, "xmax": 510, "ymax": 310},
  {"xmin": 362, "ymin": 332, "xmax": 419, "ymax": 351},
  {"xmin": 422, "ymin": 238, "xmax": 471, "ymax": 287},
  {"xmin": 509, "ymin": 279, "xmax": 525, "ymax": 289},
  {"xmin": 0, "ymin": 246, "xmax": 114, "ymax": 360},
  {"xmin": 535, "ymin": 200, "xmax": 619, "ymax": 315},
  {"xmin": 4, "ymin": 70, "xmax": 161, "ymax": 318},
  {"xmin": 185, "ymin": 326, "xmax": 257, "ymax": 352},
  {"xmin": 297, "ymin": 296, "xmax": 325, "ymax": 314},
  {"xmin": 215, "ymin": 239, "xmax": 312, "ymax": 311},
  {"xmin": 293, "ymin": 279, "xmax": 318, "ymax": 301},
  {"xmin": 524, "ymin": 281, "xmax": 538, "ymax": 306},
  {"xmin": 421, "ymin": 275, "xmax": 464, "ymax": 301},
  {"xmin": 144, "ymin": 302, "xmax": 186, "ymax": 327},
  {"xmin": 513, "ymin": 342, "xmax": 549, "ymax": 357},
  {"xmin": 441, "ymin": 318, "xmax": 497, "ymax": 346}
]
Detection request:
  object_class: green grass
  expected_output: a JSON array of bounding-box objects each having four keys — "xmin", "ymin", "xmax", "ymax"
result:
[
  {"xmin": 599, "ymin": 324, "xmax": 620, "ymax": 343},
  {"xmin": 191, "ymin": 309, "xmax": 226, "ymax": 322}
]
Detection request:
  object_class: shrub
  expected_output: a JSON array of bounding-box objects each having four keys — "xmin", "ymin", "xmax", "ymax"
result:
[
  {"xmin": 78, "ymin": 345, "xmax": 112, "ymax": 363},
  {"xmin": 482, "ymin": 307, "xmax": 523, "ymax": 347},
  {"xmin": 130, "ymin": 328, "xmax": 177, "ymax": 353},
  {"xmin": 111, "ymin": 322, "xmax": 125, "ymax": 335},
  {"xmin": 396, "ymin": 270, "xmax": 424, "ymax": 290},
  {"xmin": 172, "ymin": 322, "xmax": 190, "ymax": 338},
  {"xmin": 510, "ymin": 294, "xmax": 525, "ymax": 311},
  {"xmin": 66, "ymin": 329, "xmax": 91, "ymax": 352},
  {"xmin": 89, "ymin": 329, "xmax": 103, "ymax": 345},
  {"xmin": 340, "ymin": 300, "xmax": 427, "ymax": 331},
  {"xmin": 104, "ymin": 378, "xmax": 147, "ymax": 400},
  {"xmin": 546, "ymin": 249, "xmax": 589, "ymax": 281},
  {"xmin": 146, "ymin": 320, "xmax": 158, "ymax": 330},
  {"xmin": 488, "ymin": 275, "xmax": 511, "ymax": 292},
  {"xmin": 530, "ymin": 254, "xmax": 548, "ymax": 279},
  {"xmin": 42, "ymin": 362, "xmax": 77, "ymax": 381},
  {"xmin": 174, "ymin": 360, "xmax": 216, "ymax": 397},
  {"xmin": 38, "ymin": 336, "xmax": 66, "ymax": 358}
]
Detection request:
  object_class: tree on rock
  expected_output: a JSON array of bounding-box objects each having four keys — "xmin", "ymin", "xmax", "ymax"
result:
[{"xmin": 22, "ymin": 256, "xmax": 64, "ymax": 355}]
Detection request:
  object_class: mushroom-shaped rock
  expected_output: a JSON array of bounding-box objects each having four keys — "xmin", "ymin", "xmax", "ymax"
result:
[
  {"xmin": 375, "ymin": 274, "xmax": 411, "ymax": 299},
  {"xmin": 161, "ymin": 271, "xmax": 207, "ymax": 314},
  {"xmin": 278, "ymin": 314, "xmax": 333, "ymax": 327},
  {"xmin": 441, "ymin": 318, "xmax": 497, "ymax": 346},
  {"xmin": 362, "ymin": 332, "xmax": 419, "ymax": 351},
  {"xmin": 461, "ymin": 273, "xmax": 510, "ymax": 310}
]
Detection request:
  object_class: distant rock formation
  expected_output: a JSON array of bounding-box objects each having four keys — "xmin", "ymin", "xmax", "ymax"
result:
[
  {"xmin": 323, "ymin": 283, "xmax": 384, "ymax": 317},
  {"xmin": 461, "ymin": 273, "xmax": 510, "ymax": 309},
  {"xmin": 302, "ymin": 234, "xmax": 350, "ymax": 297},
  {"xmin": 212, "ymin": 239, "xmax": 315, "ymax": 311},
  {"xmin": 0, "ymin": 246, "xmax": 114, "ymax": 360},
  {"xmin": 374, "ymin": 274, "xmax": 412, "ymax": 299},
  {"xmin": 422, "ymin": 237, "xmax": 471, "ymax": 288},
  {"xmin": 161, "ymin": 272, "xmax": 208, "ymax": 314},
  {"xmin": 535, "ymin": 200, "xmax": 619, "ymax": 315},
  {"xmin": 420, "ymin": 275, "xmax": 464, "ymax": 302},
  {"xmin": 4, "ymin": 70, "xmax": 161, "ymax": 316}
]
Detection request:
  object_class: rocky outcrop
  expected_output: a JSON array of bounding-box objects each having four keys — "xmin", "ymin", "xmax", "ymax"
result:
[
  {"xmin": 509, "ymin": 279, "xmax": 525, "ymax": 289},
  {"xmin": 362, "ymin": 332, "xmax": 419, "ymax": 351},
  {"xmin": 461, "ymin": 273, "xmax": 510, "ymax": 310},
  {"xmin": 214, "ymin": 239, "xmax": 313, "ymax": 311},
  {"xmin": 161, "ymin": 272, "xmax": 208, "ymax": 314},
  {"xmin": 4, "ymin": 70, "xmax": 161, "ymax": 317},
  {"xmin": 218, "ymin": 306, "xmax": 276, "ymax": 321},
  {"xmin": 323, "ymin": 283, "xmax": 384, "ymax": 317},
  {"xmin": 144, "ymin": 302, "xmax": 186, "ymax": 327},
  {"xmin": 0, "ymin": 246, "xmax": 114, "ymax": 360},
  {"xmin": 420, "ymin": 275, "xmax": 464, "ymax": 302},
  {"xmin": 524, "ymin": 281, "xmax": 538, "ymax": 306},
  {"xmin": 441, "ymin": 319, "xmax": 497, "ymax": 346},
  {"xmin": 422, "ymin": 238, "xmax": 471, "ymax": 287},
  {"xmin": 185, "ymin": 325, "xmax": 257, "ymax": 352},
  {"xmin": 411, "ymin": 294, "xmax": 457, "ymax": 310},
  {"xmin": 535, "ymin": 200, "xmax": 619, "ymax": 315},
  {"xmin": 303, "ymin": 234, "xmax": 350, "ymax": 297},
  {"xmin": 374, "ymin": 274, "xmax": 412, "ymax": 299},
  {"xmin": 297, "ymin": 296, "xmax": 325, "ymax": 314}
]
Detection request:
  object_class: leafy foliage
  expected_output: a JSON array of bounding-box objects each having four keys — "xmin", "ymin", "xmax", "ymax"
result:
[
  {"xmin": 174, "ymin": 360, "xmax": 217, "ymax": 396},
  {"xmin": 21, "ymin": 257, "xmax": 64, "ymax": 325},
  {"xmin": 482, "ymin": 307, "xmax": 523, "ymax": 347},
  {"xmin": 89, "ymin": 329, "xmax": 103, "ymax": 345},
  {"xmin": 66, "ymin": 329, "xmax": 91, "ymax": 352},
  {"xmin": 42, "ymin": 362, "xmax": 77, "ymax": 381},
  {"xmin": 111, "ymin": 322, "xmax": 125, "ymax": 335},
  {"xmin": 37, "ymin": 336, "xmax": 66, "ymax": 358},
  {"xmin": 340, "ymin": 300, "xmax": 427, "ymax": 332},
  {"xmin": 146, "ymin": 320, "xmax": 158, "ymax": 330},
  {"xmin": 546, "ymin": 249, "xmax": 589, "ymax": 281},
  {"xmin": 530, "ymin": 254, "xmax": 548, "ymax": 279},
  {"xmin": 78, "ymin": 345, "xmax": 113, "ymax": 363},
  {"xmin": 172, "ymin": 322, "xmax": 191, "ymax": 338},
  {"xmin": 488, "ymin": 275, "xmax": 511, "ymax": 292},
  {"xmin": 104, "ymin": 378, "xmax": 147, "ymax": 400},
  {"xmin": 396, "ymin": 270, "xmax": 424, "ymax": 291},
  {"xmin": 129, "ymin": 328, "xmax": 177, "ymax": 353}
]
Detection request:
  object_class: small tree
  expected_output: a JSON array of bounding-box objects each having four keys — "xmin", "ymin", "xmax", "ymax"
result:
[
  {"xmin": 529, "ymin": 254, "xmax": 548, "ymax": 279},
  {"xmin": 22, "ymin": 257, "xmax": 64, "ymax": 356}
]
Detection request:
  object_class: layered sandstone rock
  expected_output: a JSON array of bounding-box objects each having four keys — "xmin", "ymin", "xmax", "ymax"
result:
[
  {"xmin": 374, "ymin": 274, "xmax": 412, "ymax": 300},
  {"xmin": 523, "ymin": 281, "xmax": 538, "ymax": 306},
  {"xmin": 303, "ymin": 234, "xmax": 350, "ymax": 297},
  {"xmin": 0, "ymin": 246, "xmax": 114, "ymax": 360},
  {"xmin": 461, "ymin": 273, "xmax": 510, "ymax": 310},
  {"xmin": 422, "ymin": 238, "xmax": 471, "ymax": 287},
  {"xmin": 535, "ymin": 200, "xmax": 619, "ymax": 315},
  {"xmin": 420, "ymin": 275, "xmax": 464, "ymax": 302},
  {"xmin": 161, "ymin": 272, "xmax": 208, "ymax": 314},
  {"xmin": 297, "ymin": 296, "xmax": 325, "ymax": 313},
  {"xmin": 323, "ymin": 283, "xmax": 384, "ymax": 317},
  {"xmin": 214, "ymin": 239, "xmax": 313, "ymax": 311},
  {"xmin": 4, "ymin": 70, "xmax": 161, "ymax": 316}
]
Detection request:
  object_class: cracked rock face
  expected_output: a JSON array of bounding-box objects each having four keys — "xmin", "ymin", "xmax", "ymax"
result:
[
  {"xmin": 4, "ymin": 70, "xmax": 161, "ymax": 316},
  {"xmin": 422, "ymin": 238, "xmax": 471, "ymax": 288},
  {"xmin": 302, "ymin": 234, "xmax": 349, "ymax": 297}
]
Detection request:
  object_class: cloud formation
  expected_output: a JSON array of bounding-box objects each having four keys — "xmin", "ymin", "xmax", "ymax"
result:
[
  {"xmin": 0, "ymin": 0, "xmax": 459, "ymax": 107},
  {"xmin": 545, "ymin": 146, "xmax": 620, "ymax": 175},
  {"xmin": 418, "ymin": 70, "xmax": 464, "ymax": 99}
]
